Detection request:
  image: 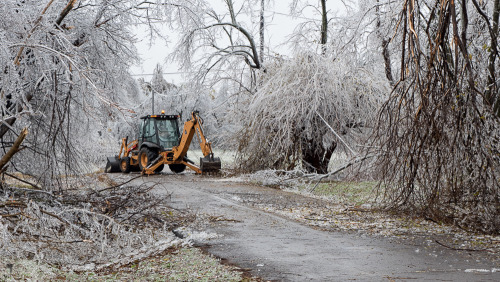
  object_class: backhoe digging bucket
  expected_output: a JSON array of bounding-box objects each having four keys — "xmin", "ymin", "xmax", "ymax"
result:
[
  {"xmin": 105, "ymin": 156, "xmax": 121, "ymax": 173},
  {"xmin": 200, "ymin": 155, "xmax": 221, "ymax": 173}
]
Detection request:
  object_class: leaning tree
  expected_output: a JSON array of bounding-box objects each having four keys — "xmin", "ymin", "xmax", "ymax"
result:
[
  {"xmin": 375, "ymin": 0, "xmax": 500, "ymax": 234},
  {"xmin": 237, "ymin": 51, "xmax": 386, "ymax": 173}
]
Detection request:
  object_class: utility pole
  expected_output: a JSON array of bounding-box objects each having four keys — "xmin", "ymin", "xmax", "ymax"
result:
[{"xmin": 152, "ymin": 90, "xmax": 155, "ymax": 114}]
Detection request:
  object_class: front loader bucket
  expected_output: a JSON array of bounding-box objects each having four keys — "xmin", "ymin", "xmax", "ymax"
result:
[
  {"xmin": 105, "ymin": 156, "xmax": 121, "ymax": 173},
  {"xmin": 200, "ymin": 155, "xmax": 221, "ymax": 173}
]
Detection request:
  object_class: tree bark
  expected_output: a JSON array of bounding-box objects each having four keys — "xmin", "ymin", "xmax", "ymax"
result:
[
  {"xmin": 489, "ymin": 0, "xmax": 500, "ymax": 116},
  {"xmin": 376, "ymin": 0, "xmax": 394, "ymax": 85},
  {"xmin": 56, "ymin": 0, "xmax": 78, "ymax": 26},
  {"xmin": 320, "ymin": 0, "xmax": 328, "ymax": 55},
  {"xmin": 259, "ymin": 0, "xmax": 265, "ymax": 63},
  {"xmin": 0, "ymin": 128, "xmax": 28, "ymax": 172}
]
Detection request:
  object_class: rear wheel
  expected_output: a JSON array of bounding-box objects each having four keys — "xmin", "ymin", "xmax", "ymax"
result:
[
  {"xmin": 155, "ymin": 164, "xmax": 164, "ymax": 173},
  {"xmin": 169, "ymin": 164, "xmax": 186, "ymax": 173},
  {"xmin": 139, "ymin": 147, "xmax": 159, "ymax": 171},
  {"xmin": 120, "ymin": 157, "xmax": 131, "ymax": 173}
]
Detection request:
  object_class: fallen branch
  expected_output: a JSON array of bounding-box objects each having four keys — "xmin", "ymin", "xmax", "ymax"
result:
[
  {"xmin": 0, "ymin": 128, "xmax": 28, "ymax": 171},
  {"xmin": 316, "ymin": 111, "xmax": 357, "ymax": 155},
  {"xmin": 435, "ymin": 240, "xmax": 494, "ymax": 253},
  {"xmin": 0, "ymin": 212, "xmax": 23, "ymax": 218},
  {"xmin": 68, "ymin": 238, "xmax": 181, "ymax": 272},
  {"xmin": 344, "ymin": 207, "xmax": 373, "ymax": 213},
  {"xmin": 304, "ymin": 217, "xmax": 329, "ymax": 221},
  {"xmin": 3, "ymin": 172, "xmax": 42, "ymax": 190},
  {"xmin": 93, "ymin": 175, "xmax": 142, "ymax": 194},
  {"xmin": 0, "ymin": 174, "xmax": 183, "ymax": 271},
  {"xmin": 0, "ymin": 200, "xmax": 27, "ymax": 208},
  {"xmin": 40, "ymin": 208, "xmax": 70, "ymax": 226}
]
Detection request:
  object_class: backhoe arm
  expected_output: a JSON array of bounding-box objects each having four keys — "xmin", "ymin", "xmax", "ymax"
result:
[
  {"xmin": 172, "ymin": 112, "xmax": 198, "ymax": 160},
  {"xmin": 195, "ymin": 114, "xmax": 214, "ymax": 157},
  {"xmin": 171, "ymin": 111, "xmax": 221, "ymax": 173},
  {"xmin": 173, "ymin": 111, "xmax": 214, "ymax": 160}
]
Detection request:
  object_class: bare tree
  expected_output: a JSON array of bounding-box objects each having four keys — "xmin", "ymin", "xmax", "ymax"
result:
[
  {"xmin": 170, "ymin": 0, "xmax": 265, "ymax": 93},
  {"xmin": 288, "ymin": 0, "xmax": 356, "ymax": 54},
  {"xmin": 374, "ymin": 0, "xmax": 395, "ymax": 85},
  {"xmin": 320, "ymin": 0, "xmax": 328, "ymax": 54}
]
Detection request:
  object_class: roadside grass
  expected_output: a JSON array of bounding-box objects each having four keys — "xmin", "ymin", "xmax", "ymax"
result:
[
  {"xmin": 302, "ymin": 181, "xmax": 379, "ymax": 206},
  {"xmin": 0, "ymin": 247, "xmax": 245, "ymax": 281}
]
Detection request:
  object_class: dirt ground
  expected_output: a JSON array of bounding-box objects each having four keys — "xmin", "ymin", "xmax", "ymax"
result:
[{"xmin": 110, "ymin": 172, "xmax": 499, "ymax": 281}]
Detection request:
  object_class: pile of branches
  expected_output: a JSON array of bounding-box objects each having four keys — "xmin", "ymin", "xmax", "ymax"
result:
[{"xmin": 0, "ymin": 177, "xmax": 192, "ymax": 271}]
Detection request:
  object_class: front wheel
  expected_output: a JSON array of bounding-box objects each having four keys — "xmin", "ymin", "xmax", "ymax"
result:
[
  {"xmin": 120, "ymin": 157, "xmax": 131, "ymax": 173},
  {"xmin": 139, "ymin": 147, "xmax": 158, "ymax": 171}
]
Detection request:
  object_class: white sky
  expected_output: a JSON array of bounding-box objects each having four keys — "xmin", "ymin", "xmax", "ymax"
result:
[{"xmin": 129, "ymin": 0, "xmax": 350, "ymax": 84}]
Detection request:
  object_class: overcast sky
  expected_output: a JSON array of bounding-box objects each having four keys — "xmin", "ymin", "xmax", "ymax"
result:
[{"xmin": 130, "ymin": 0, "xmax": 350, "ymax": 84}]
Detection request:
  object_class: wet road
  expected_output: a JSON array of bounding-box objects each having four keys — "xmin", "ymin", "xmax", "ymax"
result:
[{"xmin": 133, "ymin": 173, "xmax": 499, "ymax": 281}]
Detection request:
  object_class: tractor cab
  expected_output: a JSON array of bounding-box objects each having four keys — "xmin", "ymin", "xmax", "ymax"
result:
[{"xmin": 139, "ymin": 114, "xmax": 180, "ymax": 151}]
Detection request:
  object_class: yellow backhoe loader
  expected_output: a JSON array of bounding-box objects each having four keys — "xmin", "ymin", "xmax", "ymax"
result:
[{"xmin": 105, "ymin": 111, "xmax": 221, "ymax": 174}]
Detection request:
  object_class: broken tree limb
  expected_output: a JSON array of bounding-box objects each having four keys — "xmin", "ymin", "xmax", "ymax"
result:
[
  {"xmin": 316, "ymin": 111, "xmax": 357, "ymax": 155},
  {"xmin": 435, "ymin": 240, "xmax": 494, "ymax": 253},
  {"xmin": 0, "ymin": 128, "xmax": 28, "ymax": 172},
  {"xmin": 3, "ymin": 172, "xmax": 42, "ymax": 190},
  {"xmin": 3, "ymin": 181, "xmax": 60, "ymax": 204},
  {"xmin": 56, "ymin": 0, "xmax": 78, "ymax": 26},
  {"xmin": 92, "ymin": 175, "xmax": 142, "ymax": 194}
]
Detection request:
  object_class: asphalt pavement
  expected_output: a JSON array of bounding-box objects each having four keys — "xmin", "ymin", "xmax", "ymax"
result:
[{"xmin": 133, "ymin": 173, "xmax": 499, "ymax": 281}]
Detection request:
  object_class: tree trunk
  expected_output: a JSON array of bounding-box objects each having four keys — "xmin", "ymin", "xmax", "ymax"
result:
[
  {"xmin": 487, "ymin": 0, "xmax": 500, "ymax": 116},
  {"xmin": 376, "ymin": 0, "xmax": 394, "ymax": 85},
  {"xmin": 301, "ymin": 136, "xmax": 336, "ymax": 174},
  {"xmin": 320, "ymin": 0, "xmax": 328, "ymax": 55},
  {"xmin": 259, "ymin": 0, "xmax": 265, "ymax": 63}
]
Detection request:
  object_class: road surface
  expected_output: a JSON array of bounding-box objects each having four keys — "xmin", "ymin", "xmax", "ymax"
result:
[{"xmin": 130, "ymin": 173, "xmax": 499, "ymax": 281}]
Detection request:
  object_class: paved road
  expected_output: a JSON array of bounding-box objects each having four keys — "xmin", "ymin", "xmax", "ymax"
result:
[{"xmin": 133, "ymin": 173, "xmax": 499, "ymax": 281}]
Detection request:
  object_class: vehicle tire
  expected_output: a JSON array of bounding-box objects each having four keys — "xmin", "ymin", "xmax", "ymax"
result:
[
  {"xmin": 131, "ymin": 165, "xmax": 141, "ymax": 172},
  {"xmin": 169, "ymin": 164, "xmax": 186, "ymax": 173},
  {"xmin": 120, "ymin": 157, "xmax": 131, "ymax": 173},
  {"xmin": 155, "ymin": 164, "xmax": 164, "ymax": 173},
  {"xmin": 139, "ymin": 147, "xmax": 158, "ymax": 171}
]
